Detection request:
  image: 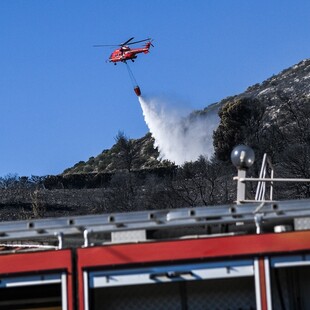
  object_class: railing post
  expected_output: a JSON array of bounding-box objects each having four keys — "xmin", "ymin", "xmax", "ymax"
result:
[
  {"xmin": 231, "ymin": 145, "xmax": 255, "ymax": 204},
  {"xmin": 237, "ymin": 169, "xmax": 246, "ymax": 204}
]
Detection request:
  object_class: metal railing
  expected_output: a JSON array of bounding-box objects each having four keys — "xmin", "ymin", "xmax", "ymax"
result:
[{"xmin": 234, "ymin": 153, "xmax": 310, "ymax": 203}]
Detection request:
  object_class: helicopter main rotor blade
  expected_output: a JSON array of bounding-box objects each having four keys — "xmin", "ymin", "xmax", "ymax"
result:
[
  {"xmin": 127, "ymin": 38, "xmax": 152, "ymax": 45},
  {"xmin": 93, "ymin": 37, "xmax": 152, "ymax": 48},
  {"xmin": 93, "ymin": 44, "xmax": 119, "ymax": 47},
  {"xmin": 120, "ymin": 37, "xmax": 135, "ymax": 46}
]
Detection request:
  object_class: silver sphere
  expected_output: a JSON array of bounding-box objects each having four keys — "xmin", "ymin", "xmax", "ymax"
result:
[{"xmin": 231, "ymin": 145, "xmax": 255, "ymax": 169}]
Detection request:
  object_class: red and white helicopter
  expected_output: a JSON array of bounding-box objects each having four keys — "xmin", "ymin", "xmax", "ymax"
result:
[{"xmin": 94, "ymin": 37, "xmax": 153, "ymax": 64}]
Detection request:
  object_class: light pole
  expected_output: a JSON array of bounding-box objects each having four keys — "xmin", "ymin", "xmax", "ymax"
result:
[{"xmin": 231, "ymin": 145, "xmax": 255, "ymax": 204}]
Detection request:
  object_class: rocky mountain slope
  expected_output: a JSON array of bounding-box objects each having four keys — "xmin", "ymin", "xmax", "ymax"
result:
[
  {"xmin": 224, "ymin": 58, "xmax": 310, "ymax": 130},
  {"xmin": 213, "ymin": 59, "xmax": 310, "ymax": 163},
  {"xmin": 64, "ymin": 58, "xmax": 310, "ymax": 174},
  {"xmin": 63, "ymin": 133, "xmax": 165, "ymax": 174},
  {"xmin": 243, "ymin": 59, "xmax": 310, "ymax": 101}
]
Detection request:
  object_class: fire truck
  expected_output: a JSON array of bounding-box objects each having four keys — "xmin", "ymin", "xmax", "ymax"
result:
[{"xmin": 1, "ymin": 146, "xmax": 310, "ymax": 310}]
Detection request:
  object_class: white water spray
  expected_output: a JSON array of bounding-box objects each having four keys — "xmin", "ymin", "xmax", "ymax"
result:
[{"xmin": 139, "ymin": 96, "xmax": 220, "ymax": 165}]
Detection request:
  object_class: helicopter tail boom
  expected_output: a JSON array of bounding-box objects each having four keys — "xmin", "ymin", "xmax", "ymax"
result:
[{"xmin": 144, "ymin": 42, "xmax": 152, "ymax": 54}]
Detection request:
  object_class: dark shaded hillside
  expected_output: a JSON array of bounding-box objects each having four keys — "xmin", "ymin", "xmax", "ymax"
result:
[{"xmin": 0, "ymin": 158, "xmax": 235, "ymax": 221}]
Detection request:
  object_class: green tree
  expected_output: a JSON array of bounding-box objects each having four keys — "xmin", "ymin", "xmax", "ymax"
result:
[
  {"xmin": 114, "ymin": 131, "xmax": 140, "ymax": 172},
  {"xmin": 213, "ymin": 97, "xmax": 265, "ymax": 161}
]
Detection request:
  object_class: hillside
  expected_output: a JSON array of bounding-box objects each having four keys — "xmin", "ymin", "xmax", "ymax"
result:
[
  {"xmin": 1, "ymin": 58, "xmax": 310, "ymax": 221},
  {"xmin": 243, "ymin": 59, "xmax": 310, "ymax": 101},
  {"xmin": 214, "ymin": 59, "xmax": 310, "ymax": 165},
  {"xmin": 63, "ymin": 133, "xmax": 166, "ymax": 174},
  {"xmin": 64, "ymin": 58, "xmax": 310, "ymax": 174}
]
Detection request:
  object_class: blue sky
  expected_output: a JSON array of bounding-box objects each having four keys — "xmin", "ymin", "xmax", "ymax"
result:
[{"xmin": 1, "ymin": 0, "xmax": 310, "ymax": 176}]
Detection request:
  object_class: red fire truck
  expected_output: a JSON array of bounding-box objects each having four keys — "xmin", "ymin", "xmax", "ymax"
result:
[
  {"xmin": 1, "ymin": 199, "xmax": 310, "ymax": 309},
  {"xmin": 1, "ymin": 147, "xmax": 310, "ymax": 309}
]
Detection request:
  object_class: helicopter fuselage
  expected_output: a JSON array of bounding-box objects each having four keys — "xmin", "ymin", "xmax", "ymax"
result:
[{"xmin": 109, "ymin": 42, "xmax": 151, "ymax": 64}]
